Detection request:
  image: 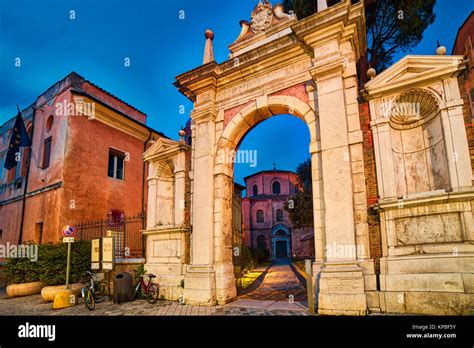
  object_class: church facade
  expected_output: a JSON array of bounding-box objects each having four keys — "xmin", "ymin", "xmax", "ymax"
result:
[{"xmin": 241, "ymin": 169, "xmax": 315, "ymax": 259}]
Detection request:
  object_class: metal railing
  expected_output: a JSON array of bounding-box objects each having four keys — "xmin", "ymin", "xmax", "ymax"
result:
[{"xmin": 74, "ymin": 213, "xmax": 146, "ymax": 258}]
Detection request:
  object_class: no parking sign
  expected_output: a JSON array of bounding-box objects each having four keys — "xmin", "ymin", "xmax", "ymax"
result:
[
  {"xmin": 62, "ymin": 225, "xmax": 76, "ymax": 242},
  {"xmin": 61, "ymin": 225, "xmax": 76, "ymax": 289}
]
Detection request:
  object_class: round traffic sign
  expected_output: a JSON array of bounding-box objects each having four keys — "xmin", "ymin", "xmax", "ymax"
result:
[{"xmin": 62, "ymin": 225, "xmax": 76, "ymax": 237}]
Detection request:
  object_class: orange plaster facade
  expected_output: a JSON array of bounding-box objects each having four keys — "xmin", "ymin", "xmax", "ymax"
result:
[{"xmin": 0, "ymin": 72, "xmax": 164, "ymax": 245}]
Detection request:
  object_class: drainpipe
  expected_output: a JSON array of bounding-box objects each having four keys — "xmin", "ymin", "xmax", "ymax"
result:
[{"xmin": 18, "ymin": 107, "xmax": 36, "ymax": 244}]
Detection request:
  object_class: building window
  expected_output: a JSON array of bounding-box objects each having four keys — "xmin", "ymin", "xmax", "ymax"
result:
[
  {"xmin": 34, "ymin": 223, "xmax": 43, "ymax": 244},
  {"xmin": 257, "ymin": 235, "xmax": 266, "ymax": 249},
  {"xmin": 46, "ymin": 115, "xmax": 54, "ymax": 132},
  {"xmin": 272, "ymin": 181, "xmax": 281, "ymax": 194},
  {"xmin": 108, "ymin": 149, "xmax": 125, "ymax": 180},
  {"xmin": 276, "ymin": 209, "xmax": 284, "ymax": 222},
  {"xmin": 256, "ymin": 210, "xmax": 264, "ymax": 223},
  {"xmin": 0, "ymin": 229, "xmax": 3, "ymax": 240},
  {"xmin": 252, "ymin": 184, "xmax": 258, "ymax": 196},
  {"xmin": 42, "ymin": 136, "xmax": 52, "ymax": 169}
]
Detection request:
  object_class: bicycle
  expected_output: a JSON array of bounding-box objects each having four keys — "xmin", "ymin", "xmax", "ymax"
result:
[
  {"xmin": 81, "ymin": 271, "xmax": 108, "ymax": 310},
  {"xmin": 132, "ymin": 273, "xmax": 159, "ymax": 304}
]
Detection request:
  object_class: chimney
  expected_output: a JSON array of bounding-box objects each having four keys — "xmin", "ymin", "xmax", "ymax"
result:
[{"xmin": 203, "ymin": 29, "xmax": 215, "ymax": 64}]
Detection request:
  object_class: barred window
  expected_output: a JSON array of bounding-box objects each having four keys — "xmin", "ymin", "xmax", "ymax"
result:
[
  {"xmin": 276, "ymin": 209, "xmax": 284, "ymax": 222},
  {"xmin": 256, "ymin": 210, "xmax": 264, "ymax": 223}
]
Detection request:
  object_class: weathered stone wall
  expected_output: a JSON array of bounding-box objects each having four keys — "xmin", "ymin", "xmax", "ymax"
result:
[
  {"xmin": 365, "ymin": 55, "xmax": 474, "ymax": 315},
  {"xmin": 458, "ymin": 73, "xmax": 474, "ymax": 178}
]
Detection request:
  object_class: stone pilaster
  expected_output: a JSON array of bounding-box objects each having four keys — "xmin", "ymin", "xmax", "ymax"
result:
[
  {"xmin": 213, "ymin": 170, "xmax": 237, "ymax": 304},
  {"xmin": 311, "ymin": 54, "xmax": 367, "ymax": 315},
  {"xmin": 183, "ymin": 101, "xmax": 218, "ymax": 305}
]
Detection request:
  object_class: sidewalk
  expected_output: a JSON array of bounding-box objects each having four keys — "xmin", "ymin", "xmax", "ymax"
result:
[{"xmin": 0, "ymin": 293, "xmax": 308, "ymax": 316}]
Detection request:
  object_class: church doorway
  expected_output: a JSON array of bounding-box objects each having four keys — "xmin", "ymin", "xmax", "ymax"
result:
[
  {"xmin": 271, "ymin": 225, "xmax": 291, "ymax": 259},
  {"xmin": 275, "ymin": 240, "xmax": 288, "ymax": 258}
]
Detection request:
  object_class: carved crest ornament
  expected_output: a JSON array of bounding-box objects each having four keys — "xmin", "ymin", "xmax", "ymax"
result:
[{"xmin": 250, "ymin": 0, "xmax": 274, "ymax": 33}]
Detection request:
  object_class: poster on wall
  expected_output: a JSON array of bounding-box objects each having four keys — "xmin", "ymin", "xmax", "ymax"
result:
[
  {"xmin": 91, "ymin": 238, "xmax": 101, "ymax": 270},
  {"xmin": 102, "ymin": 236, "xmax": 114, "ymax": 271}
]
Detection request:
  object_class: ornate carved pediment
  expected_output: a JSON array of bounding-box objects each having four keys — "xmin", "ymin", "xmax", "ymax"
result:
[
  {"xmin": 364, "ymin": 55, "xmax": 466, "ymax": 98},
  {"xmin": 143, "ymin": 137, "xmax": 189, "ymax": 163}
]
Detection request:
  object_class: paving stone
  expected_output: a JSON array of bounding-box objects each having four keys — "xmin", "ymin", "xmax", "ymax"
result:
[{"xmin": 0, "ymin": 260, "xmax": 311, "ymax": 316}]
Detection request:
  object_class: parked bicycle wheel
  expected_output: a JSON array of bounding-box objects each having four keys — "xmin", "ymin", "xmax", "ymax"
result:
[
  {"xmin": 146, "ymin": 283, "xmax": 159, "ymax": 304},
  {"xmin": 95, "ymin": 281, "xmax": 109, "ymax": 303},
  {"xmin": 84, "ymin": 288, "xmax": 95, "ymax": 310}
]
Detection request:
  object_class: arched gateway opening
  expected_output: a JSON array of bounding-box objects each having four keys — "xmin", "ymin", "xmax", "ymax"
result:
[{"xmin": 153, "ymin": 0, "xmax": 375, "ymax": 315}]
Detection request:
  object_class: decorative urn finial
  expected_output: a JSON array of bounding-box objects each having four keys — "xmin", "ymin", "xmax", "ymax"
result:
[
  {"xmin": 436, "ymin": 41, "xmax": 446, "ymax": 55},
  {"xmin": 203, "ymin": 29, "xmax": 215, "ymax": 64},
  {"xmin": 178, "ymin": 129, "xmax": 186, "ymax": 142},
  {"xmin": 367, "ymin": 67, "xmax": 377, "ymax": 80}
]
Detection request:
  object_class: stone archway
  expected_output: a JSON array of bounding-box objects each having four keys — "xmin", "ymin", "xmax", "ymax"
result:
[
  {"xmin": 209, "ymin": 95, "xmax": 321, "ymax": 303},
  {"xmin": 175, "ymin": 0, "xmax": 375, "ymax": 314}
]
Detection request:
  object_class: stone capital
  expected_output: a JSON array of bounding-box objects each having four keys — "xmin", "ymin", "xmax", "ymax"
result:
[
  {"xmin": 369, "ymin": 117, "xmax": 391, "ymax": 128},
  {"xmin": 191, "ymin": 105, "xmax": 218, "ymax": 123},
  {"xmin": 310, "ymin": 56, "xmax": 346, "ymax": 82}
]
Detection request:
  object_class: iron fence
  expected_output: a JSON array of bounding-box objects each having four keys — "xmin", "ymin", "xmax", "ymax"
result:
[{"xmin": 74, "ymin": 213, "xmax": 146, "ymax": 258}]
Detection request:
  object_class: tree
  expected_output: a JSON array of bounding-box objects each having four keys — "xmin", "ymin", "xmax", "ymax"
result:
[
  {"xmin": 366, "ymin": 0, "xmax": 436, "ymax": 72},
  {"xmin": 282, "ymin": 0, "xmax": 317, "ymax": 19},
  {"xmin": 285, "ymin": 159, "xmax": 313, "ymax": 229},
  {"xmin": 282, "ymin": 0, "xmax": 436, "ymax": 73}
]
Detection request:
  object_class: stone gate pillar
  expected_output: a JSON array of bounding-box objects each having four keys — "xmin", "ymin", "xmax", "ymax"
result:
[
  {"xmin": 183, "ymin": 84, "xmax": 219, "ymax": 305},
  {"xmin": 309, "ymin": 42, "xmax": 371, "ymax": 314}
]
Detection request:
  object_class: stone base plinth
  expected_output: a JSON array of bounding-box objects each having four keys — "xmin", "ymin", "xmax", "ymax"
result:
[
  {"xmin": 143, "ymin": 227, "xmax": 190, "ymax": 301},
  {"xmin": 145, "ymin": 263, "xmax": 185, "ymax": 301},
  {"xmin": 214, "ymin": 262, "xmax": 237, "ymax": 304},
  {"xmin": 183, "ymin": 265, "xmax": 216, "ymax": 306},
  {"xmin": 378, "ymin": 291, "xmax": 474, "ymax": 315},
  {"xmin": 377, "ymin": 253, "xmax": 474, "ymax": 315},
  {"xmin": 317, "ymin": 262, "xmax": 368, "ymax": 315}
]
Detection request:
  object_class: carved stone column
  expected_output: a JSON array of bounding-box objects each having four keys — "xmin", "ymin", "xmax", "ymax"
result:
[
  {"xmin": 183, "ymin": 98, "xmax": 218, "ymax": 305},
  {"xmin": 369, "ymin": 116, "xmax": 397, "ymax": 200},
  {"xmin": 146, "ymin": 162, "xmax": 157, "ymax": 230},
  {"xmin": 311, "ymin": 55, "xmax": 367, "ymax": 315},
  {"xmin": 174, "ymin": 151, "xmax": 187, "ymax": 226},
  {"xmin": 213, "ymin": 168, "xmax": 237, "ymax": 304}
]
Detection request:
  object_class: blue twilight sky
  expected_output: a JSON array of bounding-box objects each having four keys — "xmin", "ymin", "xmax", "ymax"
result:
[{"xmin": 0, "ymin": 0, "xmax": 473, "ymax": 186}]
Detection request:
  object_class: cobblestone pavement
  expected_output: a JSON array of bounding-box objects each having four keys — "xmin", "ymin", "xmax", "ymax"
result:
[
  {"xmin": 0, "ymin": 294, "xmax": 307, "ymax": 316},
  {"xmin": 239, "ymin": 258, "xmax": 307, "ymax": 302},
  {"xmin": 0, "ymin": 259, "xmax": 310, "ymax": 316}
]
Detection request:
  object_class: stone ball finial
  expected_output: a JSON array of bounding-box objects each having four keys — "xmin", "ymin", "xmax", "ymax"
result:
[
  {"xmin": 436, "ymin": 44, "xmax": 446, "ymax": 55},
  {"xmin": 205, "ymin": 29, "xmax": 214, "ymax": 40},
  {"xmin": 367, "ymin": 67, "xmax": 377, "ymax": 79}
]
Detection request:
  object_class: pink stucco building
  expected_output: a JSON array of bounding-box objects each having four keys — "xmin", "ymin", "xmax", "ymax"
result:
[{"xmin": 241, "ymin": 169, "xmax": 315, "ymax": 259}]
